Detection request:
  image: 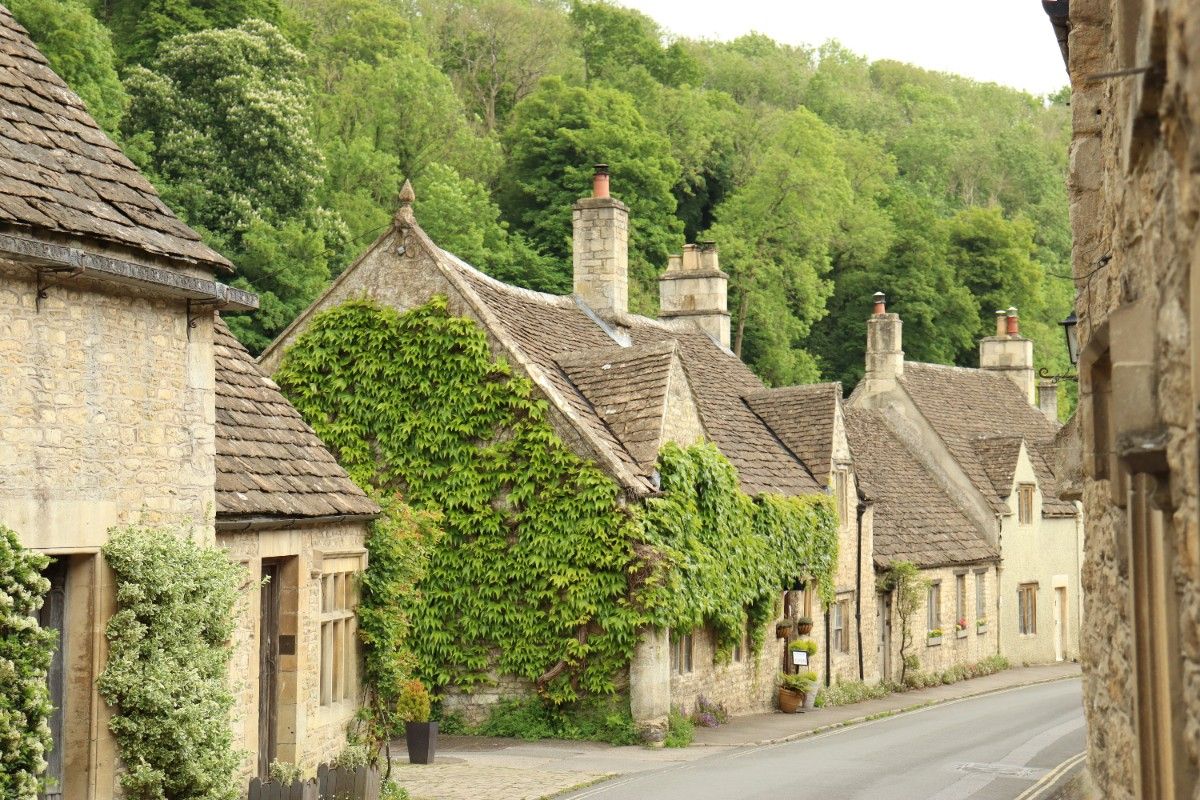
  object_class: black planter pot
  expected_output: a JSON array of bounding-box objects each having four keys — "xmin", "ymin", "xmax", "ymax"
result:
[{"xmin": 405, "ymin": 721, "xmax": 439, "ymax": 764}]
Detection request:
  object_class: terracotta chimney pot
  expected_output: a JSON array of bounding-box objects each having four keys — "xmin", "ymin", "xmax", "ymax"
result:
[
  {"xmin": 592, "ymin": 164, "xmax": 610, "ymax": 198},
  {"xmin": 995, "ymin": 310, "xmax": 1007, "ymax": 337},
  {"xmin": 873, "ymin": 292, "xmax": 886, "ymax": 316},
  {"xmin": 1006, "ymin": 307, "xmax": 1020, "ymax": 336}
]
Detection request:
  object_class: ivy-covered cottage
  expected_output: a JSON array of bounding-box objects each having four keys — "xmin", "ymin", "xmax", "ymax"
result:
[
  {"xmin": 260, "ymin": 170, "xmax": 850, "ymax": 736},
  {"xmin": 848, "ymin": 296, "xmax": 1082, "ymax": 673},
  {"xmin": 0, "ymin": 9, "xmax": 376, "ymax": 795}
]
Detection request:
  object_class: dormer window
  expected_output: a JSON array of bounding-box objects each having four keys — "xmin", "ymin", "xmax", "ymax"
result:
[{"xmin": 1018, "ymin": 484, "xmax": 1036, "ymax": 525}]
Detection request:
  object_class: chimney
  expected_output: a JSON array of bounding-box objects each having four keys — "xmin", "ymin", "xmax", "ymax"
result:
[
  {"xmin": 658, "ymin": 240, "xmax": 730, "ymax": 348},
  {"xmin": 865, "ymin": 292, "xmax": 904, "ymax": 378},
  {"xmin": 980, "ymin": 305, "xmax": 1036, "ymax": 404},
  {"xmin": 573, "ymin": 164, "xmax": 628, "ymax": 319},
  {"xmin": 1037, "ymin": 380, "xmax": 1059, "ymax": 422}
]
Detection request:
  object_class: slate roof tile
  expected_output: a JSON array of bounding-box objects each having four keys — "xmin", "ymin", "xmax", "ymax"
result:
[
  {"xmin": 0, "ymin": 5, "xmax": 231, "ymax": 271},
  {"xmin": 214, "ymin": 316, "xmax": 379, "ymax": 520},
  {"xmin": 745, "ymin": 383, "xmax": 841, "ymax": 483}
]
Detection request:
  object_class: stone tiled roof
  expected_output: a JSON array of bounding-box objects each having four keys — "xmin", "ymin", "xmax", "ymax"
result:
[
  {"xmin": 214, "ymin": 317, "xmax": 379, "ymax": 520},
  {"xmin": 845, "ymin": 408, "xmax": 999, "ymax": 569},
  {"xmin": 555, "ymin": 342, "xmax": 678, "ymax": 474},
  {"xmin": 0, "ymin": 6, "xmax": 231, "ymax": 271},
  {"xmin": 744, "ymin": 383, "xmax": 841, "ymax": 483},
  {"xmin": 974, "ymin": 435, "xmax": 1024, "ymax": 497},
  {"xmin": 898, "ymin": 363, "xmax": 1076, "ymax": 518},
  {"xmin": 436, "ymin": 252, "xmax": 822, "ymax": 497}
]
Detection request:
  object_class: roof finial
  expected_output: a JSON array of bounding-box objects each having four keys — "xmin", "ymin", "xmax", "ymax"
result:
[{"xmin": 394, "ymin": 179, "xmax": 416, "ymax": 226}]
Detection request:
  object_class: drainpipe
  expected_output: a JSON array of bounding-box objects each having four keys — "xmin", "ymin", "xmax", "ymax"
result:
[
  {"xmin": 824, "ymin": 606, "xmax": 832, "ymax": 686},
  {"xmin": 995, "ymin": 517, "xmax": 1003, "ymax": 657},
  {"xmin": 855, "ymin": 499, "xmax": 865, "ymax": 681}
]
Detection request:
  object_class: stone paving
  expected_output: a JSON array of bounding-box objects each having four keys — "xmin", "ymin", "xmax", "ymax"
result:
[{"xmin": 387, "ymin": 663, "xmax": 1082, "ymax": 800}]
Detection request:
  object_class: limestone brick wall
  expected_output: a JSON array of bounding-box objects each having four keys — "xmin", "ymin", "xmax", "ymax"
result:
[
  {"xmin": 572, "ymin": 197, "xmax": 629, "ymax": 318},
  {"xmin": 439, "ymin": 674, "xmax": 538, "ymax": 726},
  {"xmin": 220, "ymin": 521, "xmax": 368, "ymax": 780},
  {"xmin": 1065, "ymin": 0, "xmax": 1200, "ymax": 795},
  {"xmin": 885, "ymin": 564, "xmax": 999, "ymax": 678},
  {"xmin": 669, "ymin": 618, "xmax": 779, "ymax": 717},
  {"xmin": 0, "ymin": 262, "xmax": 216, "ymax": 545}
]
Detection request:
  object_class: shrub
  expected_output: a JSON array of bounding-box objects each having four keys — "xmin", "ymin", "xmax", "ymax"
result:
[
  {"xmin": 688, "ymin": 695, "xmax": 729, "ymax": 728},
  {"xmin": 267, "ymin": 761, "xmax": 303, "ymax": 786},
  {"xmin": 788, "ymin": 638, "xmax": 818, "ymax": 656},
  {"xmin": 0, "ymin": 525, "xmax": 54, "ymax": 800},
  {"xmin": 380, "ymin": 781, "xmax": 411, "ymax": 800},
  {"xmin": 396, "ymin": 680, "xmax": 432, "ymax": 724},
  {"xmin": 779, "ymin": 670, "xmax": 818, "ymax": 693},
  {"xmin": 97, "ymin": 524, "xmax": 242, "ymax": 800},
  {"xmin": 332, "ymin": 743, "xmax": 372, "ymax": 770},
  {"xmin": 475, "ymin": 696, "xmax": 638, "ymax": 745},
  {"xmin": 815, "ymin": 680, "xmax": 892, "ymax": 708},
  {"xmin": 663, "ymin": 707, "xmax": 694, "ymax": 748}
]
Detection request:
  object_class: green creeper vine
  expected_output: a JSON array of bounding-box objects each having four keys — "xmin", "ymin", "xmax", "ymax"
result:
[
  {"xmin": 638, "ymin": 443, "xmax": 838, "ymax": 658},
  {"xmin": 0, "ymin": 525, "xmax": 54, "ymax": 800},
  {"xmin": 97, "ymin": 525, "xmax": 242, "ymax": 800},
  {"xmin": 275, "ymin": 298, "xmax": 839, "ymax": 702}
]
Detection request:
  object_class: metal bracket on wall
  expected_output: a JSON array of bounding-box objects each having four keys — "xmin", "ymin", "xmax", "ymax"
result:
[
  {"xmin": 34, "ymin": 266, "xmax": 83, "ymax": 312},
  {"xmin": 185, "ymin": 298, "xmax": 227, "ymax": 340},
  {"xmin": 1038, "ymin": 367, "xmax": 1079, "ymax": 383}
]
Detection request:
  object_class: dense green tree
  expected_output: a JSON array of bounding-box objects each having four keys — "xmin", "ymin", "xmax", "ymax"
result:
[
  {"xmin": 9, "ymin": 0, "xmax": 127, "ymax": 131},
  {"xmin": 100, "ymin": 0, "xmax": 282, "ymax": 67},
  {"xmin": 121, "ymin": 21, "xmax": 342, "ymax": 350},
  {"xmin": 500, "ymin": 76, "xmax": 682, "ymax": 310},
  {"xmin": 689, "ymin": 33, "xmax": 813, "ymax": 111},
  {"xmin": 704, "ymin": 108, "xmax": 853, "ymax": 385},
  {"xmin": 570, "ymin": 0, "xmax": 698, "ymax": 88}
]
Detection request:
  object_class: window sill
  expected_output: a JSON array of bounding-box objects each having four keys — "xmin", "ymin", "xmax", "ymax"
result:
[{"xmin": 926, "ymin": 637, "xmax": 943, "ymax": 647}]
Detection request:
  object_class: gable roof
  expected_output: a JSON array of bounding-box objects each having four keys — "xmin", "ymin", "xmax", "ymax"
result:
[
  {"xmin": 555, "ymin": 341, "xmax": 680, "ymax": 475},
  {"xmin": 974, "ymin": 435, "xmax": 1024, "ymax": 497},
  {"xmin": 897, "ymin": 362, "xmax": 1077, "ymax": 518},
  {"xmin": 0, "ymin": 6, "xmax": 230, "ymax": 272},
  {"xmin": 745, "ymin": 383, "xmax": 841, "ymax": 483},
  {"xmin": 845, "ymin": 408, "xmax": 999, "ymax": 569},
  {"xmin": 214, "ymin": 317, "xmax": 379, "ymax": 522},
  {"xmin": 435, "ymin": 250, "xmax": 822, "ymax": 498}
]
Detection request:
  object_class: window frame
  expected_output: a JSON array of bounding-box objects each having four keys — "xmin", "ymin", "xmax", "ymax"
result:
[
  {"xmin": 974, "ymin": 569, "xmax": 987, "ymax": 624},
  {"xmin": 320, "ymin": 564, "xmax": 361, "ymax": 707},
  {"xmin": 927, "ymin": 581, "xmax": 941, "ymax": 633},
  {"xmin": 1018, "ymin": 583, "xmax": 1038, "ymax": 635},
  {"xmin": 670, "ymin": 631, "xmax": 694, "ymax": 675},
  {"xmin": 1018, "ymin": 483, "xmax": 1036, "ymax": 525}
]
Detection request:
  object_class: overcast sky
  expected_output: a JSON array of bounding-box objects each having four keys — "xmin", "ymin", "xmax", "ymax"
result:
[{"xmin": 618, "ymin": 0, "xmax": 1069, "ymax": 97}]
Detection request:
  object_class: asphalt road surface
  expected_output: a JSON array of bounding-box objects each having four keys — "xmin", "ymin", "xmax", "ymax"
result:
[{"xmin": 563, "ymin": 678, "xmax": 1085, "ymax": 800}]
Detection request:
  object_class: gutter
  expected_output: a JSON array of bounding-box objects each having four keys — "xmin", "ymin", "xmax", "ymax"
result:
[
  {"xmin": 215, "ymin": 512, "xmax": 379, "ymax": 533},
  {"xmin": 0, "ymin": 232, "xmax": 258, "ymax": 311}
]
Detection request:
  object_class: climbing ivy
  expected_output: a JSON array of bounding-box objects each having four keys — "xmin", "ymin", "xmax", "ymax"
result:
[
  {"xmin": 638, "ymin": 443, "xmax": 838, "ymax": 658},
  {"xmin": 275, "ymin": 298, "xmax": 838, "ymax": 701},
  {"xmin": 0, "ymin": 525, "xmax": 54, "ymax": 800},
  {"xmin": 97, "ymin": 525, "xmax": 242, "ymax": 800}
]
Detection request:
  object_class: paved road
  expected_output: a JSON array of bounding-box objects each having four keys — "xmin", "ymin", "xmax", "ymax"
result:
[{"xmin": 562, "ymin": 679, "xmax": 1085, "ymax": 800}]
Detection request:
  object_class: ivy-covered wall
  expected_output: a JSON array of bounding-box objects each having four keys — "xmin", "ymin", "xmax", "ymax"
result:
[{"xmin": 275, "ymin": 298, "xmax": 839, "ymax": 706}]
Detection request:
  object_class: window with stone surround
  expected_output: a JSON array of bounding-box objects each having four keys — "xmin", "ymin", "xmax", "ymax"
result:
[
  {"xmin": 835, "ymin": 468, "xmax": 850, "ymax": 524},
  {"xmin": 1018, "ymin": 484, "xmax": 1035, "ymax": 525},
  {"xmin": 832, "ymin": 596, "xmax": 851, "ymax": 653},
  {"xmin": 320, "ymin": 567, "xmax": 359, "ymax": 706},
  {"xmin": 1018, "ymin": 583, "xmax": 1038, "ymax": 635},
  {"xmin": 927, "ymin": 582, "xmax": 941, "ymax": 634},
  {"xmin": 670, "ymin": 632, "xmax": 693, "ymax": 675},
  {"xmin": 975, "ymin": 570, "xmax": 987, "ymax": 623},
  {"xmin": 955, "ymin": 573, "xmax": 967, "ymax": 633}
]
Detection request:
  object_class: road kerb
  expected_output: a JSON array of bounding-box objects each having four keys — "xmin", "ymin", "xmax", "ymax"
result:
[{"xmin": 695, "ymin": 670, "xmax": 1082, "ymax": 749}]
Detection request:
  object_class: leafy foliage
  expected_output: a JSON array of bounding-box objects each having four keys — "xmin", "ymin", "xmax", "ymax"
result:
[
  {"xmin": 100, "ymin": 0, "xmax": 282, "ymax": 67},
  {"xmin": 97, "ymin": 525, "xmax": 242, "ymax": 800},
  {"xmin": 0, "ymin": 526, "xmax": 54, "ymax": 800},
  {"xmin": 663, "ymin": 706, "xmax": 694, "ymax": 748},
  {"xmin": 474, "ymin": 695, "xmax": 638, "ymax": 745},
  {"xmin": 275, "ymin": 299, "xmax": 839, "ymax": 703},
  {"xmin": 881, "ymin": 561, "xmax": 928, "ymax": 687},
  {"xmin": 637, "ymin": 442, "xmax": 838, "ymax": 658}
]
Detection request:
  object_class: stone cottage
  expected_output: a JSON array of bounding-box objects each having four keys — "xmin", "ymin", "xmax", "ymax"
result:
[
  {"xmin": 1045, "ymin": 0, "xmax": 1200, "ymax": 796},
  {"xmin": 849, "ymin": 296, "xmax": 1082, "ymax": 673},
  {"xmin": 214, "ymin": 317, "xmax": 379, "ymax": 778},
  {"xmin": 0, "ymin": 8, "xmax": 376, "ymax": 794},
  {"xmin": 260, "ymin": 170, "xmax": 861, "ymax": 727}
]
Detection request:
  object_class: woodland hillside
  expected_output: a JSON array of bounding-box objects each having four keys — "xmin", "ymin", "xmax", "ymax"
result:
[{"xmin": 13, "ymin": 0, "xmax": 1074, "ymax": 389}]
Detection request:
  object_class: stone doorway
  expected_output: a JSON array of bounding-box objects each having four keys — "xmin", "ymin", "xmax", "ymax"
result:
[
  {"xmin": 877, "ymin": 592, "xmax": 892, "ymax": 681},
  {"xmin": 258, "ymin": 560, "xmax": 282, "ymax": 779}
]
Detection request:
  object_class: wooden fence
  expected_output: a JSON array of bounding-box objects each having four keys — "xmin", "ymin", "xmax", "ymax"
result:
[{"xmin": 247, "ymin": 763, "xmax": 381, "ymax": 800}]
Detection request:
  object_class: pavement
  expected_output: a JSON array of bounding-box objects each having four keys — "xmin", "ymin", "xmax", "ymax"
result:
[{"xmin": 387, "ymin": 662, "xmax": 1082, "ymax": 800}]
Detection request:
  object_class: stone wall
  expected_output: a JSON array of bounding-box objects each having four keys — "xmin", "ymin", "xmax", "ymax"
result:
[
  {"xmin": 669, "ymin": 618, "xmax": 780, "ymax": 717},
  {"xmin": 884, "ymin": 564, "xmax": 999, "ymax": 678},
  {"xmin": 221, "ymin": 521, "xmax": 368, "ymax": 779},
  {"xmin": 1065, "ymin": 0, "xmax": 1200, "ymax": 796}
]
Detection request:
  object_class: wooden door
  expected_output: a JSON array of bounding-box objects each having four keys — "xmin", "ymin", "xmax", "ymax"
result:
[
  {"xmin": 38, "ymin": 559, "xmax": 67, "ymax": 800},
  {"xmin": 877, "ymin": 592, "xmax": 892, "ymax": 681},
  {"xmin": 258, "ymin": 562, "xmax": 281, "ymax": 779}
]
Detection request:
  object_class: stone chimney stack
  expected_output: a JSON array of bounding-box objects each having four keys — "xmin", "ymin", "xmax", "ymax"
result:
[
  {"xmin": 980, "ymin": 306, "xmax": 1036, "ymax": 404},
  {"xmin": 1037, "ymin": 380, "xmax": 1059, "ymax": 422},
  {"xmin": 865, "ymin": 292, "xmax": 904, "ymax": 378},
  {"xmin": 573, "ymin": 164, "xmax": 628, "ymax": 319},
  {"xmin": 658, "ymin": 240, "xmax": 730, "ymax": 348}
]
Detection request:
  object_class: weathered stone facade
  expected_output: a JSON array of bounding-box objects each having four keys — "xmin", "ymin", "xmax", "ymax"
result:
[{"xmin": 1053, "ymin": 0, "xmax": 1200, "ymax": 795}]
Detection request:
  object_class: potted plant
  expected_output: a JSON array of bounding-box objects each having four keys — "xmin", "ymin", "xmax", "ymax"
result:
[
  {"xmin": 976, "ymin": 617, "xmax": 988, "ymax": 634},
  {"xmin": 796, "ymin": 616, "xmax": 814, "ymax": 635},
  {"xmin": 927, "ymin": 628, "xmax": 944, "ymax": 645},
  {"xmin": 399, "ymin": 680, "xmax": 437, "ymax": 764},
  {"xmin": 775, "ymin": 619, "xmax": 794, "ymax": 639},
  {"xmin": 777, "ymin": 671, "xmax": 816, "ymax": 713},
  {"xmin": 789, "ymin": 638, "xmax": 818, "ymax": 662},
  {"xmin": 955, "ymin": 617, "xmax": 968, "ymax": 637}
]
